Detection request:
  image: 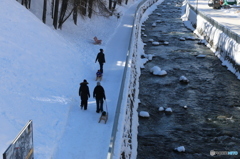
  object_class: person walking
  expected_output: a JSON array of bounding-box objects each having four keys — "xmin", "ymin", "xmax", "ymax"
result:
[
  {"xmin": 93, "ymin": 82, "xmax": 106, "ymax": 113},
  {"xmin": 79, "ymin": 79, "xmax": 90, "ymax": 110},
  {"xmin": 95, "ymin": 48, "xmax": 105, "ymax": 73}
]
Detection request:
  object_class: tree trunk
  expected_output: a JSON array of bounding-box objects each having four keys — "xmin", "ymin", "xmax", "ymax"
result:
[
  {"xmin": 42, "ymin": 0, "xmax": 47, "ymax": 23},
  {"xmin": 53, "ymin": 0, "xmax": 59, "ymax": 29},
  {"xmin": 112, "ymin": 1, "xmax": 117, "ymax": 10},
  {"xmin": 73, "ymin": 0, "xmax": 78, "ymax": 25},
  {"xmin": 88, "ymin": 0, "xmax": 93, "ymax": 18},
  {"xmin": 28, "ymin": 0, "xmax": 31, "ymax": 8},
  {"xmin": 51, "ymin": 0, "xmax": 55, "ymax": 19},
  {"xmin": 109, "ymin": 0, "xmax": 112, "ymax": 10},
  {"xmin": 58, "ymin": 0, "xmax": 69, "ymax": 29},
  {"xmin": 80, "ymin": 0, "xmax": 87, "ymax": 16}
]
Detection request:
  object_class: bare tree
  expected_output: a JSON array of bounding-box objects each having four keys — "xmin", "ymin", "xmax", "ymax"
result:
[
  {"xmin": 53, "ymin": 0, "xmax": 59, "ymax": 29},
  {"xmin": 51, "ymin": 0, "xmax": 55, "ymax": 19},
  {"xmin": 88, "ymin": 0, "xmax": 93, "ymax": 18},
  {"xmin": 42, "ymin": 0, "xmax": 47, "ymax": 23},
  {"xmin": 58, "ymin": 0, "xmax": 69, "ymax": 29},
  {"xmin": 80, "ymin": 0, "xmax": 87, "ymax": 16},
  {"xmin": 73, "ymin": 0, "xmax": 79, "ymax": 24}
]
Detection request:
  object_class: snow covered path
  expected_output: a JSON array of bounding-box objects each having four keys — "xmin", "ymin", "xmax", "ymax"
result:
[{"xmin": 51, "ymin": 2, "xmax": 139, "ymax": 159}]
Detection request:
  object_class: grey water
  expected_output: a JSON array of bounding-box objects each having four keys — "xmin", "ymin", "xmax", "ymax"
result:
[{"xmin": 137, "ymin": 1, "xmax": 240, "ymax": 159}]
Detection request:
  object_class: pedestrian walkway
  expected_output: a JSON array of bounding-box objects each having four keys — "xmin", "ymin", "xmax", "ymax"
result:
[{"xmin": 51, "ymin": 1, "xmax": 141, "ymax": 159}]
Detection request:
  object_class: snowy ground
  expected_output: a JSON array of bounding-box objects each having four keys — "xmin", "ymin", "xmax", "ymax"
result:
[
  {"xmin": 0, "ymin": 0, "xmax": 140, "ymax": 158},
  {"xmin": 0, "ymin": 0, "xmax": 239, "ymax": 158}
]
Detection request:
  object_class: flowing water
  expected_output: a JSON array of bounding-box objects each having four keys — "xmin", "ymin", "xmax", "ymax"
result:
[{"xmin": 137, "ymin": 1, "xmax": 240, "ymax": 159}]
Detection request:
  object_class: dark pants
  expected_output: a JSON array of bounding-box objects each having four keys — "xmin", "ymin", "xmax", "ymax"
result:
[
  {"xmin": 99, "ymin": 63, "xmax": 104, "ymax": 73},
  {"xmin": 96, "ymin": 98, "xmax": 104, "ymax": 112},
  {"xmin": 81, "ymin": 100, "xmax": 88, "ymax": 110}
]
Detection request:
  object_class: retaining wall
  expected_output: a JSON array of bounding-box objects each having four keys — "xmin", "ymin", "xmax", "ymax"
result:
[
  {"xmin": 107, "ymin": 0, "xmax": 158, "ymax": 158},
  {"xmin": 183, "ymin": 2, "xmax": 240, "ymax": 78}
]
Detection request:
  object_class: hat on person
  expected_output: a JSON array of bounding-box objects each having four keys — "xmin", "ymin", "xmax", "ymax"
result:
[
  {"xmin": 80, "ymin": 79, "xmax": 88, "ymax": 84},
  {"xmin": 97, "ymin": 82, "xmax": 101, "ymax": 85}
]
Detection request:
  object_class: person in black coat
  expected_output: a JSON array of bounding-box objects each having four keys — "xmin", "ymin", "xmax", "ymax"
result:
[
  {"xmin": 79, "ymin": 79, "xmax": 90, "ymax": 110},
  {"xmin": 93, "ymin": 82, "xmax": 106, "ymax": 113},
  {"xmin": 95, "ymin": 49, "xmax": 106, "ymax": 73}
]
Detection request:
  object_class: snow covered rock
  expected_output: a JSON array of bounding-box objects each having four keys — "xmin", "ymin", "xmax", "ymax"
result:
[
  {"xmin": 139, "ymin": 111, "xmax": 150, "ymax": 117},
  {"xmin": 159, "ymin": 70, "xmax": 167, "ymax": 76},
  {"xmin": 140, "ymin": 58, "xmax": 149, "ymax": 68},
  {"xmin": 148, "ymin": 39, "xmax": 154, "ymax": 42},
  {"xmin": 150, "ymin": 66, "xmax": 161, "ymax": 74},
  {"xmin": 165, "ymin": 108, "xmax": 173, "ymax": 115},
  {"xmin": 163, "ymin": 41, "xmax": 169, "ymax": 45},
  {"xmin": 196, "ymin": 54, "xmax": 206, "ymax": 58},
  {"xmin": 156, "ymin": 20, "xmax": 162, "ymax": 23},
  {"xmin": 179, "ymin": 37, "xmax": 186, "ymax": 41},
  {"xmin": 145, "ymin": 54, "xmax": 154, "ymax": 60},
  {"xmin": 152, "ymin": 23, "xmax": 156, "ymax": 27},
  {"xmin": 165, "ymin": 108, "xmax": 172, "ymax": 112},
  {"xmin": 152, "ymin": 41, "xmax": 160, "ymax": 46},
  {"xmin": 150, "ymin": 66, "xmax": 167, "ymax": 76},
  {"xmin": 174, "ymin": 146, "xmax": 185, "ymax": 152},
  {"xmin": 179, "ymin": 75, "xmax": 189, "ymax": 83},
  {"xmin": 159, "ymin": 107, "xmax": 165, "ymax": 111}
]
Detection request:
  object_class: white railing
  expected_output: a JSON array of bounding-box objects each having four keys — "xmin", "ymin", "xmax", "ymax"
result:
[{"xmin": 107, "ymin": 0, "xmax": 158, "ymax": 158}]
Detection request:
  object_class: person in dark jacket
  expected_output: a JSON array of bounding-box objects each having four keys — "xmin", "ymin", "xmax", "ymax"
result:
[
  {"xmin": 79, "ymin": 79, "xmax": 90, "ymax": 110},
  {"xmin": 93, "ymin": 82, "xmax": 106, "ymax": 113},
  {"xmin": 95, "ymin": 49, "xmax": 106, "ymax": 73}
]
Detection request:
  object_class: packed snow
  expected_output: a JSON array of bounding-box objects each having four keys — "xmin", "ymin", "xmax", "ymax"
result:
[{"xmin": 0, "ymin": 0, "xmax": 239, "ymax": 158}]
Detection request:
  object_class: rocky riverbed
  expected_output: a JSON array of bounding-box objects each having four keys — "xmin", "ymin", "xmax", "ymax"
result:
[{"xmin": 137, "ymin": 0, "xmax": 240, "ymax": 159}]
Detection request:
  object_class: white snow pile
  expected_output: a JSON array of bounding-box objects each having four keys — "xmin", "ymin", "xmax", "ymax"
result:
[
  {"xmin": 196, "ymin": 54, "xmax": 206, "ymax": 58},
  {"xmin": 146, "ymin": 54, "xmax": 154, "ymax": 60},
  {"xmin": 148, "ymin": 39, "xmax": 154, "ymax": 42},
  {"xmin": 179, "ymin": 37, "xmax": 186, "ymax": 41},
  {"xmin": 152, "ymin": 22, "xmax": 157, "ymax": 27},
  {"xmin": 159, "ymin": 107, "xmax": 165, "ymax": 111},
  {"xmin": 179, "ymin": 75, "xmax": 189, "ymax": 83},
  {"xmin": 139, "ymin": 111, "xmax": 150, "ymax": 117},
  {"xmin": 174, "ymin": 146, "xmax": 185, "ymax": 152},
  {"xmin": 150, "ymin": 66, "xmax": 167, "ymax": 76},
  {"xmin": 140, "ymin": 54, "xmax": 154, "ymax": 68},
  {"xmin": 163, "ymin": 41, "xmax": 169, "ymax": 45},
  {"xmin": 152, "ymin": 41, "xmax": 160, "ymax": 46},
  {"xmin": 165, "ymin": 107, "xmax": 173, "ymax": 112}
]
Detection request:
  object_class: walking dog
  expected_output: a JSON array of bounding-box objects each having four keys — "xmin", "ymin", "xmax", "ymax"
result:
[{"xmin": 96, "ymin": 70, "xmax": 103, "ymax": 81}]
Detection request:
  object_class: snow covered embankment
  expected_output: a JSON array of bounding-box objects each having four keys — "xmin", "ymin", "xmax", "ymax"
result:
[
  {"xmin": 182, "ymin": 1, "xmax": 240, "ymax": 79},
  {"xmin": 110, "ymin": 0, "xmax": 160, "ymax": 158}
]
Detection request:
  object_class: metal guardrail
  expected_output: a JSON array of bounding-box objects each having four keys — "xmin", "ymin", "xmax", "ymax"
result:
[{"xmin": 107, "ymin": 0, "xmax": 158, "ymax": 158}]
